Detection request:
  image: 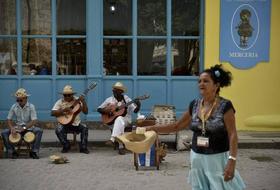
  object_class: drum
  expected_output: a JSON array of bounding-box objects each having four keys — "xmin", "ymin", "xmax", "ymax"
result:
[
  {"xmin": 9, "ymin": 133, "xmax": 21, "ymax": 144},
  {"xmin": 23, "ymin": 132, "xmax": 35, "ymax": 143}
]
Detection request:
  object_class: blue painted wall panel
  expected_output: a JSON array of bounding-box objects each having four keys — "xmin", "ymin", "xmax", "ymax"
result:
[
  {"xmin": 21, "ymin": 79, "xmax": 53, "ymax": 110},
  {"xmin": 138, "ymin": 80, "xmax": 167, "ymax": 114},
  {"xmin": 0, "ymin": 79, "xmax": 18, "ymax": 120},
  {"xmin": 171, "ymin": 79, "xmax": 200, "ymax": 116}
]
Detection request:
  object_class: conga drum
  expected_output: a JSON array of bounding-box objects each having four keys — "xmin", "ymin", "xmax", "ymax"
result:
[
  {"xmin": 23, "ymin": 132, "xmax": 35, "ymax": 143},
  {"xmin": 9, "ymin": 133, "xmax": 21, "ymax": 144}
]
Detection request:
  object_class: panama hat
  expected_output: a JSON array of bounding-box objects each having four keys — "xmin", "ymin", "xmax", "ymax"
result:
[
  {"xmin": 14, "ymin": 88, "xmax": 30, "ymax": 98},
  {"xmin": 60, "ymin": 85, "xmax": 76, "ymax": 94},
  {"xmin": 112, "ymin": 82, "xmax": 127, "ymax": 92},
  {"xmin": 116, "ymin": 130, "xmax": 157, "ymax": 154}
]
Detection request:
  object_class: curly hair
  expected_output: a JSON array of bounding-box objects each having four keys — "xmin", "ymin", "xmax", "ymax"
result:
[{"xmin": 201, "ymin": 64, "xmax": 233, "ymax": 94}]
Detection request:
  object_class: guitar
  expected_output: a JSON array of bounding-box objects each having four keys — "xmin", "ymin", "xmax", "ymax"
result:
[
  {"xmin": 57, "ymin": 82, "xmax": 97, "ymax": 125},
  {"xmin": 101, "ymin": 94, "xmax": 150, "ymax": 125}
]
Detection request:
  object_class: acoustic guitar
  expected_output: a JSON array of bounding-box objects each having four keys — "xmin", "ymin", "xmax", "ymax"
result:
[
  {"xmin": 101, "ymin": 94, "xmax": 150, "ymax": 125},
  {"xmin": 57, "ymin": 82, "xmax": 97, "ymax": 125}
]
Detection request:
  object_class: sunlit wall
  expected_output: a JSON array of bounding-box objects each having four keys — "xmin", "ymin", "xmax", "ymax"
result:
[{"xmin": 205, "ymin": 0, "xmax": 280, "ymax": 131}]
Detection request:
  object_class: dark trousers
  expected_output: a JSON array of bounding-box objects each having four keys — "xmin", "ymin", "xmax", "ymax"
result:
[{"xmin": 55, "ymin": 123, "xmax": 88, "ymax": 150}]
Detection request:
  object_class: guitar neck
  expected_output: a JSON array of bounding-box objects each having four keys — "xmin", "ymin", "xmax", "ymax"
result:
[
  {"xmin": 80, "ymin": 82, "xmax": 97, "ymax": 97},
  {"xmin": 81, "ymin": 89, "xmax": 89, "ymax": 97},
  {"xmin": 116, "ymin": 95, "xmax": 149, "ymax": 110}
]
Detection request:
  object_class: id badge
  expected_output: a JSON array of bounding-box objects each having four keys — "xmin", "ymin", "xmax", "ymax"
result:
[{"xmin": 197, "ymin": 136, "xmax": 209, "ymax": 147}]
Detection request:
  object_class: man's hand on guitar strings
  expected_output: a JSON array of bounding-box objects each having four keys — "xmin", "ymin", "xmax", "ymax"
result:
[{"xmin": 61, "ymin": 107, "xmax": 72, "ymax": 115}]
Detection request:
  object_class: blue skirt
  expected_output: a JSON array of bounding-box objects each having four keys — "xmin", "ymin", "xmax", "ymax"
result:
[{"xmin": 188, "ymin": 150, "xmax": 246, "ymax": 190}]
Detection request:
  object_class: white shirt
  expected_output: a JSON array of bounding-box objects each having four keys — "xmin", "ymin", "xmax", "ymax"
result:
[
  {"xmin": 98, "ymin": 95, "xmax": 137, "ymax": 122},
  {"xmin": 7, "ymin": 102, "xmax": 37, "ymax": 126}
]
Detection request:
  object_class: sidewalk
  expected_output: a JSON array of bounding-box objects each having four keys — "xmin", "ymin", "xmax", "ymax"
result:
[
  {"xmin": 39, "ymin": 129, "xmax": 280, "ymax": 149},
  {"xmin": 1, "ymin": 147, "xmax": 280, "ymax": 190},
  {"xmin": 40, "ymin": 129, "xmax": 179, "ymax": 148}
]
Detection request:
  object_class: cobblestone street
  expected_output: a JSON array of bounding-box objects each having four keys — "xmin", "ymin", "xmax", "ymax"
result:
[{"xmin": 0, "ymin": 148, "xmax": 279, "ymax": 190}]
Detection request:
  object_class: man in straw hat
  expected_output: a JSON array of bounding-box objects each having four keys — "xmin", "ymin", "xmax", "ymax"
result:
[
  {"xmin": 1, "ymin": 88, "xmax": 43, "ymax": 159},
  {"xmin": 51, "ymin": 85, "xmax": 89, "ymax": 154},
  {"xmin": 97, "ymin": 82, "xmax": 141, "ymax": 155}
]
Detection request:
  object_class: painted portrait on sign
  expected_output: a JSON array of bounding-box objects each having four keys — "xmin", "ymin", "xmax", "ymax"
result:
[{"xmin": 231, "ymin": 4, "xmax": 259, "ymax": 51}]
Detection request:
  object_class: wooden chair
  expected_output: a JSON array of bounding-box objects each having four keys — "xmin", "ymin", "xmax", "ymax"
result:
[
  {"xmin": 68, "ymin": 131, "xmax": 78, "ymax": 150},
  {"xmin": 0, "ymin": 136, "xmax": 4, "ymax": 158},
  {"xmin": 14, "ymin": 139, "xmax": 32, "ymax": 157}
]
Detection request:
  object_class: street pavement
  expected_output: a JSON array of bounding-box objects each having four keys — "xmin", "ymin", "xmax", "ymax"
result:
[
  {"xmin": 0, "ymin": 148, "xmax": 279, "ymax": 190},
  {"xmin": 1, "ymin": 129, "xmax": 280, "ymax": 190}
]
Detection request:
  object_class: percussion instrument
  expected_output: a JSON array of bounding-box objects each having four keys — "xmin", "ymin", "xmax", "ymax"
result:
[
  {"xmin": 9, "ymin": 131, "xmax": 36, "ymax": 144},
  {"xmin": 8, "ymin": 133, "xmax": 21, "ymax": 144},
  {"xmin": 23, "ymin": 131, "xmax": 35, "ymax": 143}
]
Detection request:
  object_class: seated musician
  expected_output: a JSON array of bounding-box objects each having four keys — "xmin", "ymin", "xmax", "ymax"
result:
[
  {"xmin": 51, "ymin": 85, "xmax": 89, "ymax": 154},
  {"xmin": 1, "ymin": 88, "xmax": 43, "ymax": 159},
  {"xmin": 97, "ymin": 82, "xmax": 141, "ymax": 155}
]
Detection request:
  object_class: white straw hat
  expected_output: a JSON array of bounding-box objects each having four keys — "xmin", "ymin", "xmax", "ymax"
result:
[
  {"xmin": 60, "ymin": 85, "xmax": 76, "ymax": 94},
  {"xmin": 116, "ymin": 131, "xmax": 157, "ymax": 154},
  {"xmin": 112, "ymin": 82, "xmax": 127, "ymax": 92},
  {"xmin": 14, "ymin": 88, "xmax": 30, "ymax": 98}
]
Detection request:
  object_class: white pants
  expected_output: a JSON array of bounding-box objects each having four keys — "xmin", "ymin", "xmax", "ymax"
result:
[{"xmin": 111, "ymin": 116, "xmax": 131, "ymax": 138}]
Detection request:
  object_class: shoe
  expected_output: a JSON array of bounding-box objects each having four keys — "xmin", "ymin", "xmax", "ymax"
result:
[
  {"xmin": 29, "ymin": 152, "xmax": 39, "ymax": 159},
  {"xmin": 11, "ymin": 151, "xmax": 19, "ymax": 159},
  {"xmin": 105, "ymin": 140, "xmax": 114, "ymax": 147},
  {"xmin": 118, "ymin": 148, "xmax": 126, "ymax": 155},
  {"xmin": 61, "ymin": 146, "xmax": 70, "ymax": 153},
  {"xmin": 80, "ymin": 148, "xmax": 90, "ymax": 154}
]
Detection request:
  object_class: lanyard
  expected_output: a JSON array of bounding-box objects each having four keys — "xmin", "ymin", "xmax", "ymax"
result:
[{"xmin": 199, "ymin": 98, "xmax": 217, "ymax": 136}]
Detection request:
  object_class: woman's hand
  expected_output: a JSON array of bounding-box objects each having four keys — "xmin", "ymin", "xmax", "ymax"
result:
[{"xmin": 223, "ymin": 159, "xmax": 236, "ymax": 181}]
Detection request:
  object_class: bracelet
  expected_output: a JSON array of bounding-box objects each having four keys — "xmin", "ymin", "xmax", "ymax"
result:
[{"xmin": 229, "ymin": 155, "xmax": 236, "ymax": 161}]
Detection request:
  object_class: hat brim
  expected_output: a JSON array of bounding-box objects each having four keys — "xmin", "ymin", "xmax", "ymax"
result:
[
  {"xmin": 58, "ymin": 92, "xmax": 77, "ymax": 95},
  {"xmin": 13, "ymin": 94, "xmax": 31, "ymax": 97},
  {"xmin": 116, "ymin": 131, "xmax": 157, "ymax": 154},
  {"xmin": 112, "ymin": 86, "xmax": 127, "ymax": 92}
]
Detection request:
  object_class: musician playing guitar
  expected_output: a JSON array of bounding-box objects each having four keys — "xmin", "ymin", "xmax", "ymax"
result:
[
  {"xmin": 97, "ymin": 82, "xmax": 141, "ymax": 155},
  {"xmin": 51, "ymin": 85, "xmax": 90, "ymax": 154}
]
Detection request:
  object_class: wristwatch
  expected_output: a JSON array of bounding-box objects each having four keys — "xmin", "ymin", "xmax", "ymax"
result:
[
  {"xmin": 23, "ymin": 126, "xmax": 27, "ymax": 130},
  {"xmin": 229, "ymin": 155, "xmax": 236, "ymax": 161}
]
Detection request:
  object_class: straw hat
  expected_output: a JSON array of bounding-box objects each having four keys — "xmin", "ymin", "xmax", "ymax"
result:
[
  {"xmin": 14, "ymin": 88, "xmax": 30, "ymax": 98},
  {"xmin": 112, "ymin": 82, "xmax": 127, "ymax": 92},
  {"xmin": 60, "ymin": 85, "xmax": 76, "ymax": 94},
  {"xmin": 116, "ymin": 131, "xmax": 157, "ymax": 154}
]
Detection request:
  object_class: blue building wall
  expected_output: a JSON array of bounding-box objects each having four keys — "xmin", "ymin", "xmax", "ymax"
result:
[{"xmin": 0, "ymin": 0, "xmax": 204, "ymax": 121}]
